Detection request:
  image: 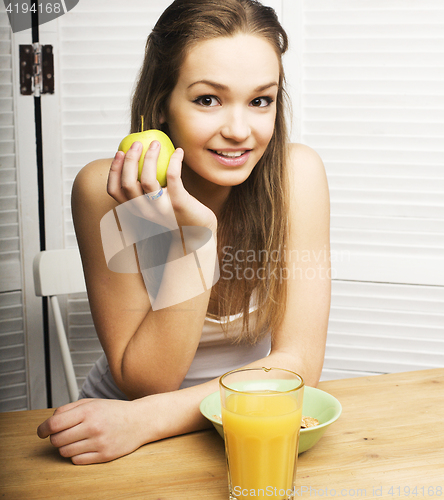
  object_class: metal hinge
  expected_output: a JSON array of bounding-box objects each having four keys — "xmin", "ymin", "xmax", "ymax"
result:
[{"xmin": 19, "ymin": 44, "xmax": 54, "ymax": 96}]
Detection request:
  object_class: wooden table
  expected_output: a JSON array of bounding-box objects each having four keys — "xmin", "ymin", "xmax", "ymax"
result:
[{"xmin": 1, "ymin": 369, "xmax": 443, "ymax": 499}]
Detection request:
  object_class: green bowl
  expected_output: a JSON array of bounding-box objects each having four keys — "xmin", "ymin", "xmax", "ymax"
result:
[{"xmin": 199, "ymin": 385, "xmax": 341, "ymax": 454}]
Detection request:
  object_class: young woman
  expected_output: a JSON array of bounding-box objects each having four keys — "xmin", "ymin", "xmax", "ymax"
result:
[{"xmin": 37, "ymin": 0, "xmax": 331, "ymax": 464}]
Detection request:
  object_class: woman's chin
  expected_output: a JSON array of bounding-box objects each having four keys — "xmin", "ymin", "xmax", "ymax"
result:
[{"xmin": 183, "ymin": 164, "xmax": 253, "ymax": 190}]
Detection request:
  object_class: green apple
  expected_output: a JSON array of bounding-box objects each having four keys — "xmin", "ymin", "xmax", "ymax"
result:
[{"xmin": 118, "ymin": 129, "xmax": 175, "ymax": 187}]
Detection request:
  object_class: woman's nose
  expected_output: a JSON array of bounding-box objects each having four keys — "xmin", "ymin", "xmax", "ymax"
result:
[{"xmin": 220, "ymin": 107, "xmax": 251, "ymax": 142}]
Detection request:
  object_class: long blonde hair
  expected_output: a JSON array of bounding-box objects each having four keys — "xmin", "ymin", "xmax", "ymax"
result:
[{"xmin": 131, "ymin": 0, "xmax": 291, "ymax": 342}]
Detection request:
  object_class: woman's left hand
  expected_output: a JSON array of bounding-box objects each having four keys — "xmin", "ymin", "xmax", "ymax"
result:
[{"xmin": 37, "ymin": 398, "xmax": 149, "ymax": 465}]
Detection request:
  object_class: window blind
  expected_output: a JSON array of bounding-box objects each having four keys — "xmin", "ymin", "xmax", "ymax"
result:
[
  {"xmin": 0, "ymin": 6, "xmax": 28, "ymax": 411},
  {"xmin": 300, "ymin": 0, "xmax": 444, "ymax": 286},
  {"xmin": 0, "ymin": 8, "xmax": 20, "ymax": 293},
  {"xmin": 298, "ymin": 0, "xmax": 444, "ymax": 379},
  {"xmin": 323, "ymin": 281, "xmax": 444, "ymax": 380}
]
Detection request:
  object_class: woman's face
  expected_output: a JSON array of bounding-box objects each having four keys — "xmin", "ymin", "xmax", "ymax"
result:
[{"xmin": 162, "ymin": 33, "xmax": 280, "ymax": 189}]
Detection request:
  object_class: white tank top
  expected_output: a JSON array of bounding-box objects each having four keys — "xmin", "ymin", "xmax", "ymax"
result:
[
  {"xmin": 179, "ymin": 308, "xmax": 271, "ymax": 389},
  {"xmin": 79, "ymin": 309, "xmax": 271, "ymax": 399}
]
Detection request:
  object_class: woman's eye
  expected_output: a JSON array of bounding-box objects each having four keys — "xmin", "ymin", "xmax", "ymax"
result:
[
  {"xmin": 250, "ymin": 97, "xmax": 273, "ymax": 107},
  {"xmin": 194, "ymin": 95, "xmax": 219, "ymax": 107}
]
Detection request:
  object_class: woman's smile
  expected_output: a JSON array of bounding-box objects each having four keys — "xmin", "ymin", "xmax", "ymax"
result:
[{"xmin": 209, "ymin": 149, "xmax": 252, "ymax": 166}]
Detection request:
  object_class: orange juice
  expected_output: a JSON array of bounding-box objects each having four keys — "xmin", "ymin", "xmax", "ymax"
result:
[{"xmin": 222, "ymin": 391, "xmax": 302, "ymax": 500}]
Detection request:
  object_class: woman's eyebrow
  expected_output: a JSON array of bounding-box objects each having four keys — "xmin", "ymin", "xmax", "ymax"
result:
[
  {"xmin": 188, "ymin": 79, "xmax": 228, "ymax": 90},
  {"xmin": 255, "ymin": 81, "xmax": 278, "ymax": 92},
  {"xmin": 187, "ymin": 79, "xmax": 278, "ymax": 92}
]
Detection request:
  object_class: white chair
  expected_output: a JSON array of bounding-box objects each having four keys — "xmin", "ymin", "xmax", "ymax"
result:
[{"xmin": 33, "ymin": 248, "xmax": 86, "ymax": 402}]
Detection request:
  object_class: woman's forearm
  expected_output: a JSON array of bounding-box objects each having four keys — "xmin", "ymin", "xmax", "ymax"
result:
[{"xmin": 138, "ymin": 349, "xmax": 318, "ymax": 445}]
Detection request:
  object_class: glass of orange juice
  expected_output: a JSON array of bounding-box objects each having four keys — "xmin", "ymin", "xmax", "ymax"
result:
[{"xmin": 219, "ymin": 367, "xmax": 304, "ymax": 500}]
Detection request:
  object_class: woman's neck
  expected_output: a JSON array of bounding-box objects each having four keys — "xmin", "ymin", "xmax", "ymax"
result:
[{"xmin": 181, "ymin": 163, "xmax": 232, "ymax": 218}]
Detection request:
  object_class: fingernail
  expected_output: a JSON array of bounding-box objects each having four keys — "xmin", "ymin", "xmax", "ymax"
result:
[
  {"xmin": 149, "ymin": 141, "xmax": 160, "ymax": 149},
  {"xmin": 130, "ymin": 141, "xmax": 141, "ymax": 150}
]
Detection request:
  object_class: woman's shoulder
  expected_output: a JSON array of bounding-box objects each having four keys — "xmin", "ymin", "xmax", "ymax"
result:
[
  {"xmin": 72, "ymin": 158, "xmax": 116, "ymax": 213},
  {"xmin": 73, "ymin": 158, "xmax": 113, "ymax": 195},
  {"xmin": 71, "ymin": 158, "xmax": 117, "ymax": 223},
  {"xmin": 287, "ymin": 143, "xmax": 325, "ymax": 176},
  {"xmin": 286, "ymin": 143, "xmax": 329, "ymax": 224},
  {"xmin": 286, "ymin": 143, "xmax": 328, "ymax": 192}
]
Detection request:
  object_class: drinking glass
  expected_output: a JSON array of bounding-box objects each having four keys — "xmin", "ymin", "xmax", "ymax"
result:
[{"xmin": 220, "ymin": 367, "xmax": 304, "ymax": 500}]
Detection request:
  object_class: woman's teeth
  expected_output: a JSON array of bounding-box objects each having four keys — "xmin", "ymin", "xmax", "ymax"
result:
[{"xmin": 215, "ymin": 150, "xmax": 246, "ymax": 158}]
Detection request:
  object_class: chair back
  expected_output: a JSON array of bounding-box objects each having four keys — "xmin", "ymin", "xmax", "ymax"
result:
[
  {"xmin": 33, "ymin": 248, "xmax": 86, "ymax": 297},
  {"xmin": 33, "ymin": 249, "xmax": 86, "ymax": 402}
]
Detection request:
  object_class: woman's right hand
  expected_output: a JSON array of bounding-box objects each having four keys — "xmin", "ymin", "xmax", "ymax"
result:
[
  {"xmin": 37, "ymin": 398, "xmax": 148, "ymax": 465},
  {"xmin": 37, "ymin": 380, "xmax": 216, "ymax": 465},
  {"xmin": 107, "ymin": 141, "xmax": 218, "ymax": 234}
]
